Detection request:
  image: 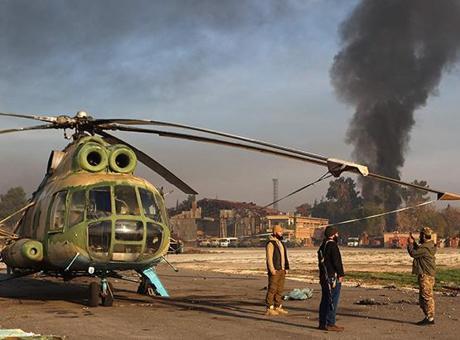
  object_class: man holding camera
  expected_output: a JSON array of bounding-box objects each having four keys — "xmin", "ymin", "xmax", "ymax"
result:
[{"xmin": 407, "ymin": 227, "xmax": 436, "ymax": 325}]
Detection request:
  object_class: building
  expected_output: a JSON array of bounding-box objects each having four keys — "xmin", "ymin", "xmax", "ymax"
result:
[
  {"xmin": 265, "ymin": 214, "xmax": 328, "ymax": 246},
  {"xmin": 169, "ymin": 197, "xmax": 329, "ymax": 246},
  {"xmin": 383, "ymin": 231, "xmax": 437, "ymax": 248}
]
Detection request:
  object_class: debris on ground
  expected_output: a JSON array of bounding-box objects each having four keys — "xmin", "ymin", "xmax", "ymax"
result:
[
  {"xmin": 441, "ymin": 285, "xmax": 459, "ymax": 297},
  {"xmin": 383, "ymin": 284, "xmax": 397, "ymax": 289},
  {"xmin": 355, "ymin": 298, "xmax": 388, "ymax": 305},
  {"xmin": 283, "ymin": 288, "xmax": 313, "ymax": 301},
  {"xmin": 0, "ymin": 329, "xmax": 63, "ymax": 339}
]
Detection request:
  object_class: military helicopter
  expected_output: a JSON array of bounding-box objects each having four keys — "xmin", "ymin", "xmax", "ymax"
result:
[{"xmin": 0, "ymin": 110, "xmax": 459, "ymax": 307}]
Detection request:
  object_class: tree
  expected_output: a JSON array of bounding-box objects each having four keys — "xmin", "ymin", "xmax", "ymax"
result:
[
  {"xmin": 168, "ymin": 194, "xmax": 195, "ymax": 216},
  {"xmin": 0, "ymin": 186, "xmax": 27, "ymax": 228},
  {"xmin": 295, "ymin": 203, "xmax": 312, "ymax": 216}
]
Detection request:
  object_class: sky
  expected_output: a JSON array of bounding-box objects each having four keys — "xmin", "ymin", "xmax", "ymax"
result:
[{"xmin": 0, "ymin": 0, "xmax": 459, "ymax": 211}]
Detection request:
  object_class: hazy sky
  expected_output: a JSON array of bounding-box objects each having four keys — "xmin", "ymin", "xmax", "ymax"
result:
[{"xmin": 1, "ymin": 0, "xmax": 459, "ymax": 211}]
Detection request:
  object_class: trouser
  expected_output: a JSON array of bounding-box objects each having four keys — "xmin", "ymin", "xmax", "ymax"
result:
[
  {"xmin": 265, "ymin": 270, "xmax": 286, "ymax": 307},
  {"xmin": 319, "ymin": 279, "xmax": 341, "ymax": 326},
  {"xmin": 418, "ymin": 274, "xmax": 435, "ymax": 319}
]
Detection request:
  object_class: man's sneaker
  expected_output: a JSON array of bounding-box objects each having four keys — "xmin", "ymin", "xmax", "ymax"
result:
[
  {"xmin": 265, "ymin": 306, "xmax": 279, "ymax": 316},
  {"xmin": 416, "ymin": 318, "xmax": 435, "ymax": 326},
  {"xmin": 275, "ymin": 305, "xmax": 288, "ymax": 315},
  {"xmin": 327, "ymin": 325, "xmax": 344, "ymax": 332},
  {"xmin": 318, "ymin": 325, "xmax": 343, "ymax": 332}
]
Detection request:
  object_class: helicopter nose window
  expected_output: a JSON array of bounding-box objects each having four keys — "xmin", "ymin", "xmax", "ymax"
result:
[
  {"xmin": 115, "ymin": 186, "xmax": 139, "ymax": 216},
  {"xmin": 115, "ymin": 220, "xmax": 143, "ymax": 241},
  {"xmin": 88, "ymin": 220, "xmax": 111, "ymax": 256},
  {"xmin": 139, "ymin": 188, "xmax": 162, "ymax": 222},
  {"xmin": 87, "ymin": 186, "xmax": 111, "ymax": 220},
  {"xmin": 145, "ymin": 222, "xmax": 163, "ymax": 255}
]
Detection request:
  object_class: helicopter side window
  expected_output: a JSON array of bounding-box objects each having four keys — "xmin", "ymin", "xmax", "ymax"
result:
[
  {"xmin": 69, "ymin": 190, "xmax": 85, "ymax": 227},
  {"xmin": 87, "ymin": 186, "xmax": 111, "ymax": 220},
  {"xmin": 145, "ymin": 222, "xmax": 163, "ymax": 255},
  {"xmin": 49, "ymin": 191, "xmax": 68, "ymax": 231},
  {"xmin": 139, "ymin": 188, "xmax": 162, "ymax": 222},
  {"xmin": 115, "ymin": 186, "xmax": 139, "ymax": 216}
]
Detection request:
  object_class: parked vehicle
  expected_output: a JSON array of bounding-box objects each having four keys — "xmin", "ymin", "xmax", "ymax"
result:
[
  {"xmin": 229, "ymin": 238, "xmax": 239, "ymax": 247},
  {"xmin": 219, "ymin": 239, "xmax": 230, "ymax": 247},
  {"xmin": 347, "ymin": 237, "xmax": 359, "ymax": 247},
  {"xmin": 210, "ymin": 238, "xmax": 220, "ymax": 247},
  {"xmin": 198, "ymin": 239, "xmax": 211, "ymax": 247}
]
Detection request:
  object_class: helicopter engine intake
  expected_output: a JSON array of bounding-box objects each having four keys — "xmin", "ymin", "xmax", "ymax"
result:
[
  {"xmin": 76, "ymin": 142, "xmax": 109, "ymax": 172},
  {"xmin": 109, "ymin": 145, "xmax": 137, "ymax": 173},
  {"xmin": 1, "ymin": 239, "xmax": 44, "ymax": 269}
]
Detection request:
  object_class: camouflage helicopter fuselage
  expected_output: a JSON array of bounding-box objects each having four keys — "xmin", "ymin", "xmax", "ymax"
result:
[{"xmin": 2, "ymin": 135, "xmax": 170, "ymax": 276}]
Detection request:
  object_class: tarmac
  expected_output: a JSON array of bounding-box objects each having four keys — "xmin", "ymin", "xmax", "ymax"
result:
[{"xmin": 0, "ymin": 263, "xmax": 458, "ymax": 339}]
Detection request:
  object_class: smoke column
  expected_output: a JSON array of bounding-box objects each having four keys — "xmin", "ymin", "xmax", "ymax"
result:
[{"xmin": 331, "ymin": 0, "xmax": 460, "ymax": 230}]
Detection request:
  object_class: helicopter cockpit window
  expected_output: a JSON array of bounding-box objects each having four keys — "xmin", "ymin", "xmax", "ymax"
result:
[
  {"xmin": 49, "ymin": 191, "xmax": 67, "ymax": 231},
  {"xmin": 139, "ymin": 188, "xmax": 162, "ymax": 222},
  {"xmin": 69, "ymin": 190, "xmax": 85, "ymax": 227},
  {"xmin": 87, "ymin": 186, "xmax": 111, "ymax": 220},
  {"xmin": 145, "ymin": 222, "xmax": 163, "ymax": 255},
  {"xmin": 88, "ymin": 220, "xmax": 111, "ymax": 257},
  {"xmin": 115, "ymin": 186, "xmax": 139, "ymax": 216}
]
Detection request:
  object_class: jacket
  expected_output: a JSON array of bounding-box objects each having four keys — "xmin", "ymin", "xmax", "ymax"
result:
[
  {"xmin": 266, "ymin": 235, "xmax": 290, "ymax": 274},
  {"xmin": 407, "ymin": 240, "xmax": 436, "ymax": 276},
  {"xmin": 318, "ymin": 239, "xmax": 345, "ymax": 279}
]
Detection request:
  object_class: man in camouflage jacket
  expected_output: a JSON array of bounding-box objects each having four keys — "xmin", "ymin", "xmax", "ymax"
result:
[{"xmin": 407, "ymin": 227, "xmax": 436, "ymax": 325}]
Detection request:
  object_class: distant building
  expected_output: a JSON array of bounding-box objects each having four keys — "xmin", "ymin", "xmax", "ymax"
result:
[
  {"xmin": 383, "ymin": 231, "xmax": 437, "ymax": 248},
  {"xmin": 169, "ymin": 198, "xmax": 327, "ymax": 245},
  {"xmin": 169, "ymin": 201, "xmax": 201, "ymax": 243},
  {"xmin": 265, "ymin": 214, "xmax": 328, "ymax": 246}
]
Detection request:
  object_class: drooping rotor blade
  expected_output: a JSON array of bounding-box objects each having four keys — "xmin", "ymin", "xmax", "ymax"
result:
[
  {"xmin": 367, "ymin": 172, "xmax": 460, "ymax": 200},
  {"xmin": 95, "ymin": 129, "xmax": 198, "ymax": 195},
  {"xmin": 94, "ymin": 118, "xmax": 328, "ymax": 162},
  {"xmin": 105, "ymin": 124, "xmax": 460, "ymax": 201},
  {"xmin": 0, "ymin": 112, "xmax": 58, "ymax": 123},
  {"xmin": 0, "ymin": 124, "xmax": 57, "ymax": 135},
  {"xmin": 101, "ymin": 124, "xmax": 328, "ymax": 166}
]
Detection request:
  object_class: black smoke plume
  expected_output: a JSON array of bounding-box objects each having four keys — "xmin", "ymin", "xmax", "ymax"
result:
[{"xmin": 331, "ymin": 0, "xmax": 460, "ymax": 231}]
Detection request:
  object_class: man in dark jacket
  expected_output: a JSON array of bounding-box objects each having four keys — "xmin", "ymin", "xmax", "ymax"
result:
[
  {"xmin": 407, "ymin": 227, "xmax": 436, "ymax": 325},
  {"xmin": 265, "ymin": 224, "xmax": 290, "ymax": 316},
  {"xmin": 317, "ymin": 226, "xmax": 344, "ymax": 332}
]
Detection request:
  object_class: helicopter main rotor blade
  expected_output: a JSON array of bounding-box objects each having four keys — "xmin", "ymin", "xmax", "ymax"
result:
[
  {"xmin": 94, "ymin": 118, "xmax": 328, "ymax": 162},
  {"xmin": 102, "ymin": 124, "xmax": 328, "ymax": 166},
  {"xmin": 0, "ymin": 124, "xmax": 57, "ymax": 135},
  {"xmin": 105, "ymin": 124, "xmax": 460, "ymax": 201},
  {"xmin": 95, "ymin": 129, "xmax": 198, "ymax": 195},
  {"xmin": 0, "ymin": 112, "xmax": 57, "ymax": 123}
]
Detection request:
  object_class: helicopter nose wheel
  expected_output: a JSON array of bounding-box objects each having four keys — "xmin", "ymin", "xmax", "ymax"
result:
[{"xmin": 87, "ymin": 278, "xmax": 114, "ymax": 307}]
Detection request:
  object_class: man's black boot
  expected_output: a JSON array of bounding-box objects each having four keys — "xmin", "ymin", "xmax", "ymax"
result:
[{"xmin": 416, "ymin": 318, "xmax": 435, "ymax": 326}]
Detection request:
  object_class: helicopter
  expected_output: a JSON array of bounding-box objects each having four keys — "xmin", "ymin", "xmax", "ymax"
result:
[{"xmin": 0, "ymin": 110, "xmax": 459, "ymax": 307}]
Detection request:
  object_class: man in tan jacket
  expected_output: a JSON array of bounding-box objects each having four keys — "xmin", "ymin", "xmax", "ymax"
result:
[{"xmin": 265, "ymin": 224, "xmax": 290, "ymax": 316}]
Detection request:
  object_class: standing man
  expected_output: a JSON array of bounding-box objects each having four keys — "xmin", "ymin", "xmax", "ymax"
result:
[
  {"xmin": 407, "ymin": 227, "xmax": 436, "ymax": 325},
  {"xmin": 265, "ymin": 224, "xmax": 289, "ymax": 316},
  {"xmin": 317, "ymin": 226, "xmax": 345, "ymax": 332}
]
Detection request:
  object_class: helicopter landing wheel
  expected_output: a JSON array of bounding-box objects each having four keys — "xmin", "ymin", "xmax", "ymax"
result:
[
  {"xmin": 88, "ymin": 281, "xmax": 100, "ymax": 307},
  {"xmin": 101, "ymin": 282, "xmax": 114, "ymax": 307}
]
